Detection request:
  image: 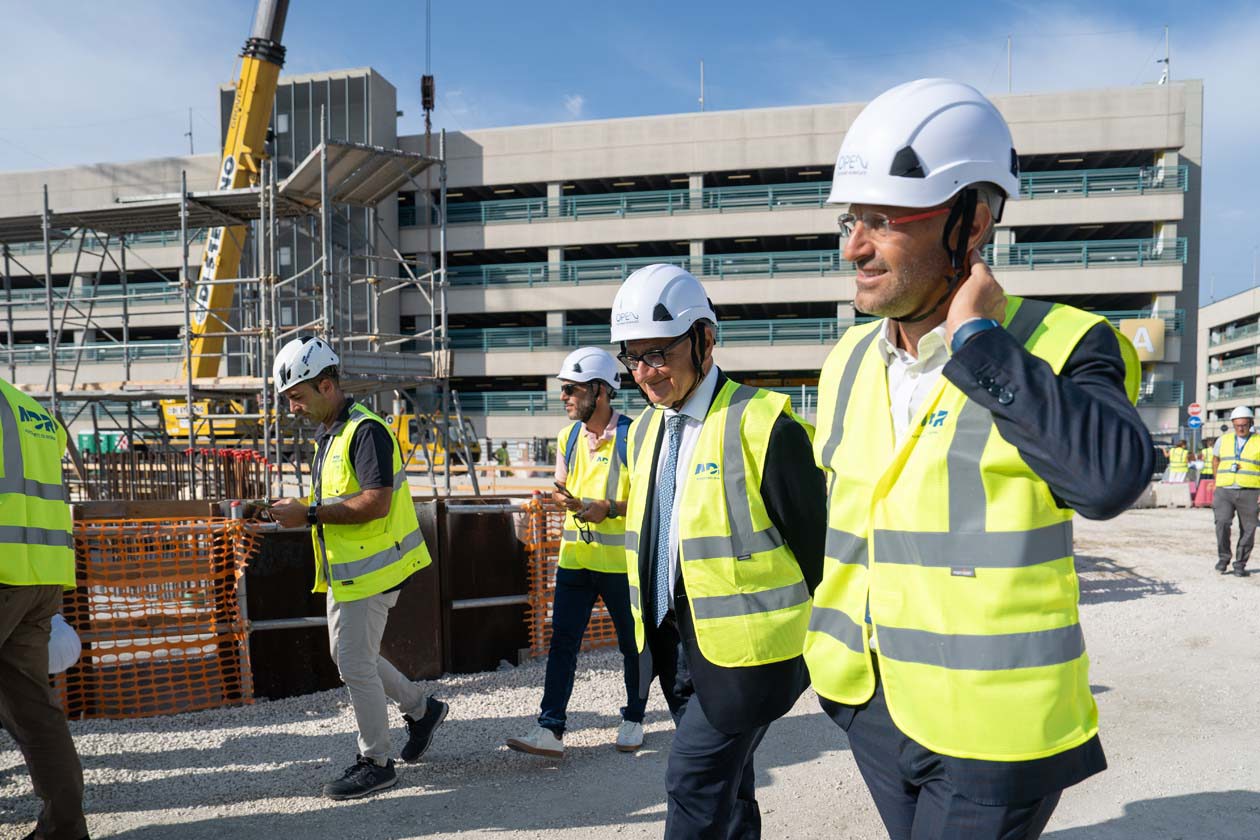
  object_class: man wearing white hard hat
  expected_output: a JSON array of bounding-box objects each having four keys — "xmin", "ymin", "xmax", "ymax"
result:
[
  {"xmin": 610, "ymin": 264, "xmax": 826, "ymax": 838},
  {"xmin": 268, "ymin": 336, "xmax": 447, "ymax": 799},
  {"xmin": 807, "ymin": 79, "xmax": 1153, "ymax": 838},
  {"xmin": 1211, "ymin": 405, "xmax": 1259, "ymax": 576},
  {"xmin": 506, "ymin": 347, "xmax": 646, "ymax": 758}
]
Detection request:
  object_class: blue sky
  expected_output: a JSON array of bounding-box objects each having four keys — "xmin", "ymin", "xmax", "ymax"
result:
[{"xmin": 1, "ymin": 0, "xmax": 1256, "ymax": 302}]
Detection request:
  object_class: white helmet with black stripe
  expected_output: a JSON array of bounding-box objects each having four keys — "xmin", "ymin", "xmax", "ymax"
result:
[{"xmin": 272, "ymin": 335, "xmax": 340, "ymax": 394}]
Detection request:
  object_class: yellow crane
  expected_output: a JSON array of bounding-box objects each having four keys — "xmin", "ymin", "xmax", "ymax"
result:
[{"xmin": 162, "ymin": 0, "xmax": 289, "ymax": 438}]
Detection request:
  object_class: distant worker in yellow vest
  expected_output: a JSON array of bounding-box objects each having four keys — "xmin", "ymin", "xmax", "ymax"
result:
[
  {"xmin": 808, "ymin": 79, "xmax": 1153, "ymax": 840},
  {"xmin": 1195, "ymin": 437, "xmax": 1216, "ymax": 507},
  {"xmin": 610, "ymin": 264, "xmax": 826, "ymax": 839},
  {"xmin": 1211, "ymin": 406, "xmax": 1258, "ymax": 577},
  {"xmin": 1167, "ymin": 439, "xmax": 1190, "ymax": 482},
  {"xmin": 268, "ymin": 336, "xmax": 447, "ymax": 800},
  {"xmin": 0, "ymin": 377, "xmax": 88, "ymax": 840},
  {"xmin": 506, "ymin": 347, "xmax": 645, "ymax": 758}
]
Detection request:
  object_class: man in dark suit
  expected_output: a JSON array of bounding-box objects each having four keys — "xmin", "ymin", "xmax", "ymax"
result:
[
  {"xmin": 608, "ymin": 262, "xmax": 826, "ymax": 840},
  {"xmin": 807, "ymin": 78, "xmax": 1154, "ymax": 840}
]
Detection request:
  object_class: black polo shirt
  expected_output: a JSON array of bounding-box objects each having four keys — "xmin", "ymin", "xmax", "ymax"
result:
[{"xmin": 312, "ymin": 397, "xmax": 394, "ymax": 495}]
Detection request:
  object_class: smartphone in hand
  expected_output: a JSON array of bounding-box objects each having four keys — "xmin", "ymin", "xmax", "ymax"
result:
[{"xmin": 553, "ymin": 481, "xmax": 574, "ymax": 499}]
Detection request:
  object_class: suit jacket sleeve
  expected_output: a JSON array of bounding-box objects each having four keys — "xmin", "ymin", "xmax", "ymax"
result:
[
  {"xmin": 943, "ymin": 321, "xmax": 1155, "ymax": 520},
  {"xmin": 760, "ymin": 412, "xmax": 827, "ymax": 592}
]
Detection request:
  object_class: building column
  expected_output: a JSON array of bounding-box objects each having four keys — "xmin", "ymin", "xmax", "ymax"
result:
[
  {"xmin": 547, "ymin": 310, "xmax": 567, "ymax": 348},
  {"xmin": 548, "ymin": 246, "xmax": 563, "ymax": 284},
  {"xmin": 547, "ymin": 182, "xmax": 563, "ymax": 218},
  {"xmin": 689, "ymin": 240, "xmax": 704, "ymax": 274},
  {"xmin": 689, "ymin": 174, "xmax": 704, "ymax": 212},
  {"xmin": 836, "ymin": 302, "xmax": 855, "ymax": 323}
]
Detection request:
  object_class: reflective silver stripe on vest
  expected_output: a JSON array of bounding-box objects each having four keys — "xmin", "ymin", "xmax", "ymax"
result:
[
  {"xmin": 625, "ymin": 530, "xmax": 639, "ymax": 554},
  {"xmin": 826, "ymin": 527, "xmax": 868, "ymax": 567},
  {"xmin": 628, "ymin": 584, "xmax": 640, "ymax": 611},
  {"xmin": 680, "ymin": 385, "xmax": 787, "ymax": 562},
  {"xmin": 605, "ymin": 422, "xmax": 625, "ymax": 500},
  {"xmin": 329, "ymin": 525, "xmax": 425, "ymax": 582},
  {"xmin": 877, "ymin": 623, "xmax": 1086, "ymax": 671},
  {"xmin": 0, "ymin": 524, "xmax": 74, "ymax": 549},
  {"xmin": 821, "ymin": 327, "xmax": 882, "ymax": 469},
  {"xmin": 0, "ymin": 390, "xmax": 68, "ymax": 502},
  {"xmin": 875, "ymin": 521, "xmax": 1072, "ymax": 568},
  {"xmin": 631, "ymin": 410, "xmax": 653, "ymax": 463},
  {"xmin": 322, "ymin": 467, "xmax": 408, "ymax": 505},
  {"xmin": 808, "ymin": 605, "xmax": 865, "ymax": 654},
  {"xmin": 689, "ymin": 579, "xmax": 810, "ymax": 620},
  {"xmin": 561, "ymin": 529, "xmax": 627, "ymax": 547}
]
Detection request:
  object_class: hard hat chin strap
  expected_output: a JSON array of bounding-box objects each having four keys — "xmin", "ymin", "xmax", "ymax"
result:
[{"xmin": 891, "ymin": 190, "xmax": 978, "ymax": 325}]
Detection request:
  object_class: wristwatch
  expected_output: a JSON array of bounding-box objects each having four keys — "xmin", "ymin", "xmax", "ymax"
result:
[
  {"xmin": 307, "ymin": 505, "xmax": 319, "ymax": 526},
  {"xmin": 605, "ymin": 498, "xmax": 620, "ymax": 519},
  {"xmin": 950, "ymin": 318, "xmax": 1002, "ymax": 354}
]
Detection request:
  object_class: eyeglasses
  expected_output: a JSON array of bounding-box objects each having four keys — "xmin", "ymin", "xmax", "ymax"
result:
[
  {"xmin": 560, "ymin": 383, "xmax": 588, "ymax": 397},
  {"xmin": 836, "ymin": 206, "xmax": 951, "ymax": 239},
  {"xmin": 573, "ymin": 515, "xmax": 594, "ymax": 545},
  {"xmin": 616, "ymin": 332, "xmax": 691, "ymax": 371}
]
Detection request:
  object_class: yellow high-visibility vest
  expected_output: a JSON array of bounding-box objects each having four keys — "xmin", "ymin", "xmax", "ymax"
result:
[
  {"xmin": 1215, "ymin": 433, "xmax": 1260, "ymax": 489},
  {"xmin": 313, "ymin": 402, "xmax": 431, "ymax": 601},
  {"xmin": 557, "ymin": 419, "xmax": 630, "ymax": 573},
  {"xmin": 1169, "ymin": 447, "xmax": 1189, "ymax": 470},
  {"xmin": 807, "ymin": 296, "xmax": 1130, "ymax": 762},
  {"xmin": 0, "ymin": 379, "xmax": 74, "ymax": 588},
  {"xmin": 623, "ymin": 380, "xmax": 812, "ymax": 668},
  {"xmin": 1201, "ymin": 447, "xmax": 1214, "ymax": 476}
]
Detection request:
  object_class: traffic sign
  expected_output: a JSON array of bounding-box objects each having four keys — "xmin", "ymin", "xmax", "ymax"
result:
[
  {"xmin": 1188, "ymin": 416, "xmax": 1203, "ymax": 429},
  {"xmin": 1188, "ymin": 403, "xmax": 1203, "ymax": 417}
]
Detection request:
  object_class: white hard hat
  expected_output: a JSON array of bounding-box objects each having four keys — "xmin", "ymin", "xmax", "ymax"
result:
[
  {"xmin": 557, "ymin": 347, "xmax": 621, "ymax": 390},
  {"xmin": 827, "ymin": 78, "xmax": 1020, "ymax": 214},
  {"xmin": 610, "ymin": 263, "xmax": 716, "ymax": 343},
  {"xmin": 1231, "ymin": 405, "xmax": 1254, "ymax": 420},
  {"xmin": 273, "ymin": 335, "xmax": 340, "ymax": 394},
  {"xmin": 48, "ymin": 614, "xmax": 80, "ymax": 675}
]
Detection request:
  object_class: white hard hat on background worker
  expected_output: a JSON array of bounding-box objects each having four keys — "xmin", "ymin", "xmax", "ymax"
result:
[
  {"xmin": 556, "ymin": 347, "xmax": 621, "ymax": 390},
  {"xmin": 1230, "ymin": 406, "xmax": 1254, "ymax": 421}
]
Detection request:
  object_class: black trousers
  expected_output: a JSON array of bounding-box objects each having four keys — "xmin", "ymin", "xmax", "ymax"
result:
[
  {"xmin": 645, "ymin": 610, "xmax": 768, "ymax": 840},
  {"xmin": 834, "ymin": 667, "xmax": 1061, "ymax": 840}
]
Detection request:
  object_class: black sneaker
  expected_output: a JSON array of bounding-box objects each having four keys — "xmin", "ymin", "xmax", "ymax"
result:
[
  {"xmin": 401, "ymin": 696, "xmax": 449, "ymax": 762},
  {"xmin": 323, "ymin": 755, "xmax": 398, "ymax": 800},
  {"xmin": 1216, "ymin": 563, "xmax": 1230, "ymax": 573},
  {"xmin": 1233, "ymin": 568, "xmax": 1251, "ymax": 578}
]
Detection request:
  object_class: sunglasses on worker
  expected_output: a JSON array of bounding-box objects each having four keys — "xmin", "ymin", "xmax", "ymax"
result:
[
  {"xmin": 616, "ymin": 332, "xmax": 690, "ymax": 371},
  {"xmin": 559, "ymin": 383, "xmax": 589, "ymax": 397},
  {"xmin": 836, "ymin": 206, "xmax": 951, "ymax": 239}
]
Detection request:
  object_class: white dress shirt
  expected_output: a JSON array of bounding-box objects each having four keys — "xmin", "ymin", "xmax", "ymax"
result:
[
  {"xmin": 877, "ymin": 321, "xmax": 952, "ymax": 445},
  {"xmin": 653, "ymin": 364, "xmax": 721, "ymax": 599}
]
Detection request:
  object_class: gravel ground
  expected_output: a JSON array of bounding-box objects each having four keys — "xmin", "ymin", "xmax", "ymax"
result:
[{"xmin": 3, "ymin": 507, "xmax": 1259, "ymax": 839}]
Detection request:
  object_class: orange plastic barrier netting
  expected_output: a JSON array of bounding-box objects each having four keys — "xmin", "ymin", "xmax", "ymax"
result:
[
  {"xmin": 55, "ymin": 517, "xmax": 260, "ymax": 719},
  {"xmin": 523, "ymin": 499, "xmax": 619, "ymax": 657}
]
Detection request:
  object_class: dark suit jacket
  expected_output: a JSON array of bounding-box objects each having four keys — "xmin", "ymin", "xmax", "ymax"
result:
[{"xmin": 638, "ymin": 370, "xmax": 826, "ymax": 734}]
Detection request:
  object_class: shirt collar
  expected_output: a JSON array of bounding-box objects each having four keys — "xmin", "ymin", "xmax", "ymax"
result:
[
  {"xmin": 877, "ymin": 320, "xmax": 951, "ymax": 367},
  {"xmin": 583, "ymin": 409, "xmax": 623, "ymax": 442},
  {"xmin": 664, "ymin": 365, "xmax": 720, "ymax": 424}
]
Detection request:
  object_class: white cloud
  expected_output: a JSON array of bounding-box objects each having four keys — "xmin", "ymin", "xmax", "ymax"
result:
[{"xmin": 563, "ymin": 94, "xmax": 586, "ymax": 118}]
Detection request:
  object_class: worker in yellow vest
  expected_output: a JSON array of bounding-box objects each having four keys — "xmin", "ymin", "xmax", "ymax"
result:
[
  {"xmin": 1195, "ymin": 437, "xmax": 1216, "ymax": 507},
  {"xmin": 610, "ymin": 264, "xmax": 826, "ymax": 839},
  {"xmin": 268, "ymin": 336, "xmax": 447, "ymax": 800},
  {"xmin": 1211, "ymin": 406, "xmax": 1259, "ymax": 576},
  {"xmin": 809, "ymin": 79, "xmax": 1153, "ymax": 839},
  {"xmin": 0, "ymin": 377, "xmax": 87, "ymax": 840},
  {"xmin": 506, "ymin": 347, "xmax": 645, "ymax": 758},
  {"xmin": 1167, "ymin": 439, "xmax": 1190, "ymax": 482}
]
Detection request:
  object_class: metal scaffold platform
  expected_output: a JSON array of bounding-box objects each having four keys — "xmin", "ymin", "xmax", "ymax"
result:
[{"xmin": 0, "ymin": 126, "xmax": 474, "ymax": 500}]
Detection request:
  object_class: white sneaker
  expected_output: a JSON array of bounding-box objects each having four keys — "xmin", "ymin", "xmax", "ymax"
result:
[
  {"xmin": 615, "ymin": 720, "xmax": 644, "ymax": 753},
  {"xmin": 506, "ymin": 725, "xmax": 564, "ymax": 758}
]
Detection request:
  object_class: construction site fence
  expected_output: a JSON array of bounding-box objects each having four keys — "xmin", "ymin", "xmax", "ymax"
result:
[
  {"xmin": 521, "ymin": 498, "xmax": 619, "ymax": 658},
  {"xmin": 53, "ymin": 517, "xmax": 261, "ymax": 720}
]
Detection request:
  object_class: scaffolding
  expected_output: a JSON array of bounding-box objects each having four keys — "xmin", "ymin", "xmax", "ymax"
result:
[{"xmin": 0, "ymin": 123, "xmax": 473, "ymax": 500}]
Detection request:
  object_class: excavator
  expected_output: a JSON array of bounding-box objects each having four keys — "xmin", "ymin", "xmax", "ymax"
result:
[{"xmin": 160, "ymin": 0, "xmax": 288, "ymax": 440}]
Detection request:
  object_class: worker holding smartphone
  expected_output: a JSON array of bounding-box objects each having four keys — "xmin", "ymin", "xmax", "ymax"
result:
[{"xmin": 507, "ymin": 348, "xmax": 645, "ymax": 758}]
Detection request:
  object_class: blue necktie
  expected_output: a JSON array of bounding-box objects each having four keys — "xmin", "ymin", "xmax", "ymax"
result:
[{"xmin": 652, "ymin": 415, "xmax": 685, "ymax": 626}]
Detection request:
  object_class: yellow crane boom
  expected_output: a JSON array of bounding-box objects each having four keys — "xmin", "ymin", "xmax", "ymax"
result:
[{"xmin": 163, "ymin": 0, "xmax": 289, "ymax": 437}]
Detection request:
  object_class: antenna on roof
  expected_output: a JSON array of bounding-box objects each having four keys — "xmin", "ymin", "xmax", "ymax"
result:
[
  {"xmin": 699, "ymin": 60, "xmax": 705, "ymax": 112},
  {"xmin": 1156, "ymin": 25, "xmax": 1170, "ymax": 85},
  {"xmin": 184, "ymin": 107, "xmax": 194, "ymax": 155}
]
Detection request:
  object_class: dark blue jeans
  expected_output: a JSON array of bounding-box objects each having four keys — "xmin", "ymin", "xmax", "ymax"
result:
[{"xmin": 538, "ymin": 566, "xmax": 644, "ymax": 736}]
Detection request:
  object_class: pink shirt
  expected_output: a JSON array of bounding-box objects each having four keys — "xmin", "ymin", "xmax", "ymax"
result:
[{"xmin": 554, "ymin": 410, "xmax": 623, "ymax": 485}]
